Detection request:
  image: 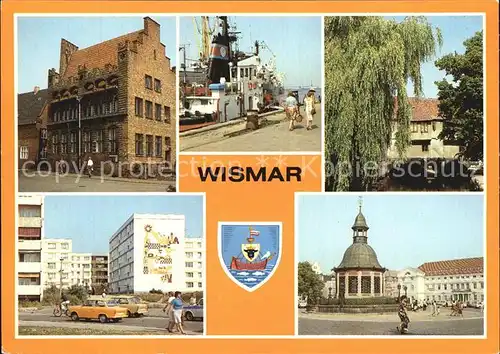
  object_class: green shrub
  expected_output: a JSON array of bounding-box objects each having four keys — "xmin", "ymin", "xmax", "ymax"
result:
[
  {"xmin": 149, "ymin": 288, "xmax": 164, "ymax": 294},
  {"xmin": 19, "ymin": 301, "xmax": 42, "ymax": 309},
  {"xmin": 140, "ymin": 293, "xmax": 164, "ymax": 303}
]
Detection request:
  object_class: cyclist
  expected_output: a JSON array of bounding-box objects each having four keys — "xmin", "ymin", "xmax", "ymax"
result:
[{"xmin": 60, "ymin": 292, "xmax": 70, "ymax": 311}]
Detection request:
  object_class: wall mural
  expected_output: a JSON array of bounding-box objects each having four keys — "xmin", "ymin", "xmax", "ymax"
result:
[{"xmin": 143, "ymin": 224, "xmax": 180, "ymax": 283}]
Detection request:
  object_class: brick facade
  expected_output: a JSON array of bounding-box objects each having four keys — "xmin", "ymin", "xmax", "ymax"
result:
[
  {"xmin": 17, "ymin": 88, "xmax": 49, "ymax": 169},
  {"xmin": 46, "ymin": 17, "xmax": 176, "ymax": 177}
]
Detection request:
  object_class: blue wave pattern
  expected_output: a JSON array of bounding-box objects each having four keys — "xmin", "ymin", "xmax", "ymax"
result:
[{"xmin": 228, "ymin": 266, "xmax": 275, "ymax": 289}]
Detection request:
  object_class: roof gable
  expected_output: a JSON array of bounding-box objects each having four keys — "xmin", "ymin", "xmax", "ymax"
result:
[
  {"xmin": 18, "ymin": 89, "xmax": 50, "ymax": 125},
  {"xmin": 394, "ymin": 97, "xmax": 441, "ymax": 122},
  {"xmin": 61, "ymin": 30, "xmax": 142, "ymax": 79}
]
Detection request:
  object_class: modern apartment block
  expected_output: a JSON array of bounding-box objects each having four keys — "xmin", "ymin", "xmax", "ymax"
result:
[
  {"xmin": 91, "ymin": 255, "xmax": 109, "ymax": 286},
  {"xmin": 184, "ymin": 238, "xmax": 204, "ymax": 291},
  {"xmin": 109, "ymin": 214, "xmax": 204, "ymax": 294},
  {"xmin": 18, "ymin": 195, "xmax": 45, "ymax": 301},
  {"xmin": 42, "ymin": 239, "xmax": 92, "ymax": 289}
]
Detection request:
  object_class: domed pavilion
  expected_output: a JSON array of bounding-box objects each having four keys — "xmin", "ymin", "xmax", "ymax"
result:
[{"xmin": 334, "ymin": 198, "xmax": 386, "ymax": 298}]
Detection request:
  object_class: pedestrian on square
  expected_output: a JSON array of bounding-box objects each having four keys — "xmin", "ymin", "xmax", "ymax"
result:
[
  {"xmin": 457, "ymin": 301, "xmax": 464, "ymax": 318},
  {"xmin": 163, "ymin": 291, "xmax": 175, "ymax": 333},
  {"xmin": 397, "ymin": 296, "xmax": 410, "ymax": 334},
  {"xmin": 431, "ymin": 300, "xmax": 437, "ymax": 316},
  {"xmin": 450, "ymin": 300, "xmax": 457, "ymax": 316}
]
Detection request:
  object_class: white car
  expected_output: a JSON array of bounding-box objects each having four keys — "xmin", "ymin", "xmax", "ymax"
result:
[{"xmin": 183, "ymin": 298, "xmax": 203, "ymax": 321}]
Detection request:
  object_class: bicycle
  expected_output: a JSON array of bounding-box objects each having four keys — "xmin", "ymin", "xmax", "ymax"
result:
[{"xmin": 53, "ymin": 301, "xmax": 70, "ymax": 317}]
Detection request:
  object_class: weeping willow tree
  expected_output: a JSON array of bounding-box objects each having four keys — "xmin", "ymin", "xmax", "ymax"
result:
[{"xmin": 324, "ymin": 17, "xmax": 442, "ymax": 191}]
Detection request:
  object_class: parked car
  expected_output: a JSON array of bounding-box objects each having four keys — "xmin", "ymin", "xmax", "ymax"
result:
[
  {"xmin": 108, "ymin": 295, "xmax": 148, "ymax": 317},
  {"xmin": 68, "ymin": 297, "xmax": 128, "ymax": 323},
  {"xmin": 183, "ymin": 298, "xmax": 203, "ymax": 321}
]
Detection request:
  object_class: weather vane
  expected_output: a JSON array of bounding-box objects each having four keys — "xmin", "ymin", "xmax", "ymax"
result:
[{"xmin": 358, "ymin": 196, "xmax": 363, "ymax": 211}]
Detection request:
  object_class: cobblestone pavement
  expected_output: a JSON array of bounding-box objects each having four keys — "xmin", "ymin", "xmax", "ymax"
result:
[
  {"xmin": 18, "ymin": 172, "xmax": 175, "ymax": 192},
  {"xmin": 180, "ymin": 104, "xmax": 321, "ymax": 152},
  {"xmin": 298, "ymin": 309, "xmax": 484, "ymax": 335},
  {"xmin": 19, "ymin": 310, "xmax": 203, "ymax": 334}
]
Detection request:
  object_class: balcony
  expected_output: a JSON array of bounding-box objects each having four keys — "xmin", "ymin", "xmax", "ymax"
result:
[
  {"xmin": 18, "ymin": 240, "xmax": 42, "ymax": 250},
  {"xmin": 18, "ymin": 285, "xmax": 42, "ymax": 296},
  {"xmin": 18, "ymin": 217, "xmax": 42, "ymax": 228},
  {"xmin": 18, "ymin": 262, "xmax": 42, "ymax": 273}
]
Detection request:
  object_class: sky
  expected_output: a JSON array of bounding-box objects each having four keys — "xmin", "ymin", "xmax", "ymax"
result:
[
  {"xmin": 43, "ymin": 195, "xmax": 203, "ymax": 254},
  {"xmin": 388, "ymin": 15, "xmax": 483, "ymax": 98},
  {"xmin": 298, "ymin": 194, "xmax": 484, "ymax": 273},
  {"xmin": 179, "ymin": 16, "xmax": 322, "ymax": 89},
  {"xmin": 17, "ymin": 16, "xmax": 176, "ymax": 93}
]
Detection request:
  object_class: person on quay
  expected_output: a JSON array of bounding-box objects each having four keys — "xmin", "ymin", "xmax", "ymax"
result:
[
  {"xmin": 285, "ymin": 92, "xmax": 299, "ymax": 131},
  {"xmin": 304, "ymin": 88, "xmax": 316, "ymax": 131}
]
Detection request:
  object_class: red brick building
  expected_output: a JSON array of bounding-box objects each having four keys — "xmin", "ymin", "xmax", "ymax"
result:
[
  {"xmin": 46, "ymin": 17, "xmax": 176, "ymax": 176},
  {"xmin": 17, "ymin": 86, "xmax": 49, "ymax": 168}
]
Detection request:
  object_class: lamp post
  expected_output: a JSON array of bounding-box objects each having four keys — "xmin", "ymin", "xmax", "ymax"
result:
[
  {"xmin": 59, "ymin": 257, "xmax": 64, "ymax": 297},
  {"xmin": 179, "ymin": 45, "xmax": 187, "ymax": 108},
  {"xmin": 76, "ymin": 96, "xmax": 82, "ymax": 170},
  {"xmin": 403, "ymin": 285, "xmax": 408, "ymax": 298},
  {"xmin": 397, "ymin": 284, "xmax": 401, "ymax": 302},
  {"xmin": 328, "ymin": 287, "xmax": 333, "ymax": 304}
]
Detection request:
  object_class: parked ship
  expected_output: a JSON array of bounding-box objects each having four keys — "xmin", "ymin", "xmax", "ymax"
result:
[
  {"xmin": 180, "ymin": 16, "xmax": 285, "ymax": 128},
  {"xmin": 229, "ymin": 227, "xmax": 275, "ymax": 271}
]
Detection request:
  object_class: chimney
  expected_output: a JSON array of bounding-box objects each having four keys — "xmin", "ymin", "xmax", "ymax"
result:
[
  {"xmin": 33, "ymin": 86, "xmax": 40, "ymax": 95},
  {"xmin": 59, "ymin": 39, "xmax": 79, "ymax": 76},
  {"xmin": 143, "ymin": 17, "xmax": 160, "ymax": 39}
]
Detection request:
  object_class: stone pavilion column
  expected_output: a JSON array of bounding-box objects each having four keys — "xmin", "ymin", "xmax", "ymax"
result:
[
  {"xmin": 370, "ymin": 272, "xmax": 375, "ymax": 296},
  {"xmin": 357, "ymin": 271, "xmax": 361, "ymax": 297},
  {"xmin": 344, "ymin": 273, "xmax": 348, "ymax": 298}
]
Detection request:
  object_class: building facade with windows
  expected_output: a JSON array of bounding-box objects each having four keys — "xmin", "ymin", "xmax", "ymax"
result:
[
  {"xmin": 42, "ymin": 238, "xmax": 73, "ymax": 290},
  {"xmin": 387, "ymin": 98, "xmax": 461, "ymax": 159},
  {"xmin": 393, "ymin": 257, "xmax": 484, "ymax": 304},
  {"xmin": 45, "ymin": 17, "xmax": 176, "ymax": 175},
  {"xmin": 183, "ymin": 238, "xmax": 204, "ymax": 291},
  {"xmin": 17, "ymin": 87, "xmax": 49, "ymax": 168},
  {"xmin": 108, "ymin": 214, "xmax": 204, "ymax": 294},
  {"xmin": 91, "ymin": 255, "xmax": 109, "ymax": 287},
  {"xmin": 42, "ymin": 239, "xmax": 94, "ymax": 289},
  {"xmin": 18, "ymin": 195, "xmax": 45, "ymax": 301}
]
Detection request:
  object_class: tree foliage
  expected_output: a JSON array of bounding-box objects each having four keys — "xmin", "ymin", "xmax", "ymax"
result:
[
  {"xmin": 324, "ymin": 16, "xmax": 442, "ymax": 191},
  {"xmin": 435, "ymin": 31, "xmax": 483, "ymax": 161},
  {"xmin": 297, "ymin": 261, "xmax": 324, "ymax": 304}
]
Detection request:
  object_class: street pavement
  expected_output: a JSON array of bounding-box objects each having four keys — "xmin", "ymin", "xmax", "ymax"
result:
[
  {"xmin": 18, "ymin": 172, "xmax": 175, "ymax": 192},
  {"xmin": 19, "ymin": 308, "xmax": 203, "ymax": 335},
  {"xmin": 298, "ymin": 309, "xmax": 484, "ymax": 335},
  {"xmin": 180, "ymin": 104, "xmax": 321, "ymax": 152}
]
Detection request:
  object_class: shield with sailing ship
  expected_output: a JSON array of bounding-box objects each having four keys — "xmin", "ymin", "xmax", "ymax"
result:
[{"xmin": 218, "ymin": 222, "xmax": 282, "ymax": 292}]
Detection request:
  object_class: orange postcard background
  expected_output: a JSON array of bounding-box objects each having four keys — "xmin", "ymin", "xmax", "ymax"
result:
[{"xmin": 2, "ymin": 1, "xmax": 499, "ymax": 354}]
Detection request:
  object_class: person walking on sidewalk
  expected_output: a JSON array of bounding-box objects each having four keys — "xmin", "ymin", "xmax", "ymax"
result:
[
  {"xmin": 163, "ymin": 291, "xmax": 175, "ymax": 333},
  {"xmin": 171, "ymin": 291, "xmax": 187, "ymax": 335},
  {"xmin": 86, "ymin": 156, "xmax": 94, "ymax": 178}
]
